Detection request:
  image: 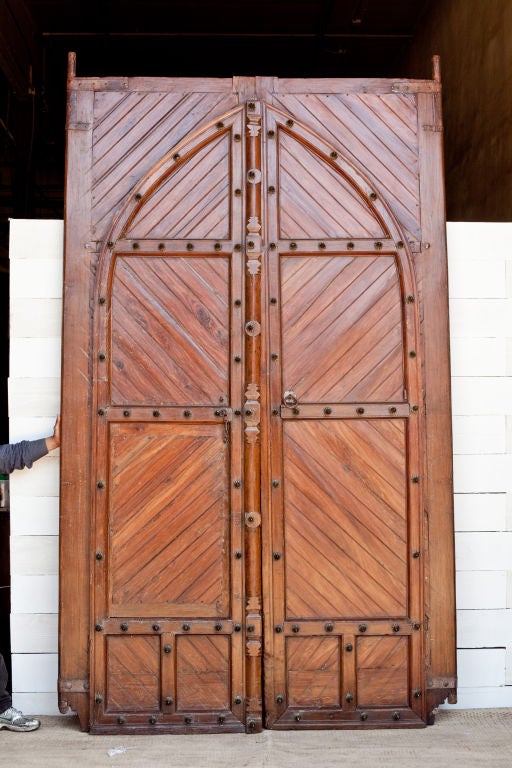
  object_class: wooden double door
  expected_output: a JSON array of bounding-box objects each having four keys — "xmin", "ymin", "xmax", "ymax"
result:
[{"xmin": 60, "ymin": 70, "xmax": 456, "ymax": 733}]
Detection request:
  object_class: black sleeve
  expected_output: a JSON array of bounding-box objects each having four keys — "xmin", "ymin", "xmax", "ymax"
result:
[{"xmin": 0, "ymin": 438, "xmax": 49, "ymax": 475}]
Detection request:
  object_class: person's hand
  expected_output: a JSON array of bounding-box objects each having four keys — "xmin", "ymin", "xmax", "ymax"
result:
[
  {"xmin": 53, "ymin": 415, "xmax": 61, "ymax": 446},
  {"xmin": 46, "ymin": 415, "xmax": 61, "ymax": 452}
]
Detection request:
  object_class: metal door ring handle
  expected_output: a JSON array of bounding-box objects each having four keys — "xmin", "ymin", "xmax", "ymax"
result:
[{"xmin": 283, "ymin": 390, "xmax": 298, "ymax": 407}]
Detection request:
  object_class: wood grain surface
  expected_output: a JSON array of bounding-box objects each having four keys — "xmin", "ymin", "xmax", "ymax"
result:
[{"xmin": 60, "ymin": 71, "xmax": 454, "ymax": 733}]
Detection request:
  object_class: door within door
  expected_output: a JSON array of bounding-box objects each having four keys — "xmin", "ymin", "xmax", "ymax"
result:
[{"xmin": 60, "ymin": 71, "xmax": 455, "ymax": 733}]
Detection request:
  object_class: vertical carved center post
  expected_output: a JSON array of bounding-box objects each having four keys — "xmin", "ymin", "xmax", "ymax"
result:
[{"xmin": 244, "ymin": 99, "xmax": 263, "ymax": 733}]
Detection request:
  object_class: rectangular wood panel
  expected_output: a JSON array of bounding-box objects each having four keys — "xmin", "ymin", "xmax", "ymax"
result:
[
  {"xmin": 357, "ymin": 635, "xmax": 409, "ymax": 708},
  {"xmin": 109, "ymin": 422, "xmax": 230, "ymax": 617},
  {"xmin": 106, "ymin": 635, "xmax": 160, "ymax": 712},
  {"xmin": 283, "ymin": 419, "xmax": 408, "ymax": 619},
  {"xmin": 286, "ymin": 636, "xmax": 341, "ymax": 707},
  {"xmin": 176, "ymin": 635, "xmax": 231, "ymax": 711}
]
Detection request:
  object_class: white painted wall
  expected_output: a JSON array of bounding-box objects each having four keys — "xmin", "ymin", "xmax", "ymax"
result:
[
  {"xmin": 7, "ymin": 218, "xmax": 512, "ymax": 715},
  {"xmin": 443, "ymin": 222, "xmax": 512, "ymax": 710},
  {"xmin": 8, "ymin": 219, "xmax": 62, "ymax": 715}
]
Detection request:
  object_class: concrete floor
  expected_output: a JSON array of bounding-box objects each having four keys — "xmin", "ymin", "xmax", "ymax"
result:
[{"xmin": 1, "ymin": 709, "xmax": 511, "ymax": 767}]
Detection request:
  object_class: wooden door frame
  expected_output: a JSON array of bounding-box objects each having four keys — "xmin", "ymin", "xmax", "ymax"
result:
[{"xmin": 59, "ymin": 61, "xmax": 455, "ymax": 731}]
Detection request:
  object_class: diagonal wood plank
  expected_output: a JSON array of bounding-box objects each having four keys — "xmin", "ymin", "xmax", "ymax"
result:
[
  {"xmin": 273, "ymin": 93, "xmax": 420, "ymax": 242},
  {"xmin": 278, "ymin": 131, "xmax": 386, "ymax": 239},
  {"xmin": 283, "ymin": 420, "xmax": 408, "ymax": 619},
  {"xmin": 281, "ymin": 255, "xmax": 404, "ymax": 402},
  {"xmin": 92, "ymin": 91, "xmax": 238, "ymax": 237},
  {"xmin": 106, "ymin": 635, "xmax": 160, "ymax": 711},
  {"xmin": 110, "ymin": 256, "xmax": 229, "ymax": 406},
  {"xmin": 110, "ymin": 424, "xmax": 229, "ymax": 614}
]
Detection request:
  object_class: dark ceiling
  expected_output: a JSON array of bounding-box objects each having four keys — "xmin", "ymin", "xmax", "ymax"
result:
[{"xmin": 0, "ymin": 0, "xmax": 435, "ymax": 265}]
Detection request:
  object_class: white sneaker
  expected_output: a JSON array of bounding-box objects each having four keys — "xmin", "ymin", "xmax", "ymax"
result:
[{"xmin": 0, "ymin": 706, "xmax": 41, "ymax": 732}]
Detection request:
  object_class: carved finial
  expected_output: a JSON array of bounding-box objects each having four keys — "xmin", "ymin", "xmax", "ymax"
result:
[
  {"xmin": 68, "ymin": 52, "xmax": 76, "ymax": 80},
  {"xmin": 432, "ymin": 55, "xmax": 441, "ymax": 83}
]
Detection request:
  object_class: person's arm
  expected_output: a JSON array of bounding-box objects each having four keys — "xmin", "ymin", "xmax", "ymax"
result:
[{"xmin": 0, "ymin": 416, "xmax": 61, "ymax": 474}]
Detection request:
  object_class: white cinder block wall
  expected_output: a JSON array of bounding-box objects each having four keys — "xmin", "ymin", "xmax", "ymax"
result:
[
  {"xmin": 7, "ymin": 219, "xmax": 512, "ymax": 715},
  {"xmin": 445, "ymin": 222, "xmax": 512, "ymax": 709},
  {"xmin": 8, "ymin": 219, "xmax": 62, "ymax": 715}
]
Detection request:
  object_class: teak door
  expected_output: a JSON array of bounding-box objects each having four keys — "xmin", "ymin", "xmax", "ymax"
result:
[{"xmin": 60, "ymin": 62, "xmax": 456, "ymax": 733}]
